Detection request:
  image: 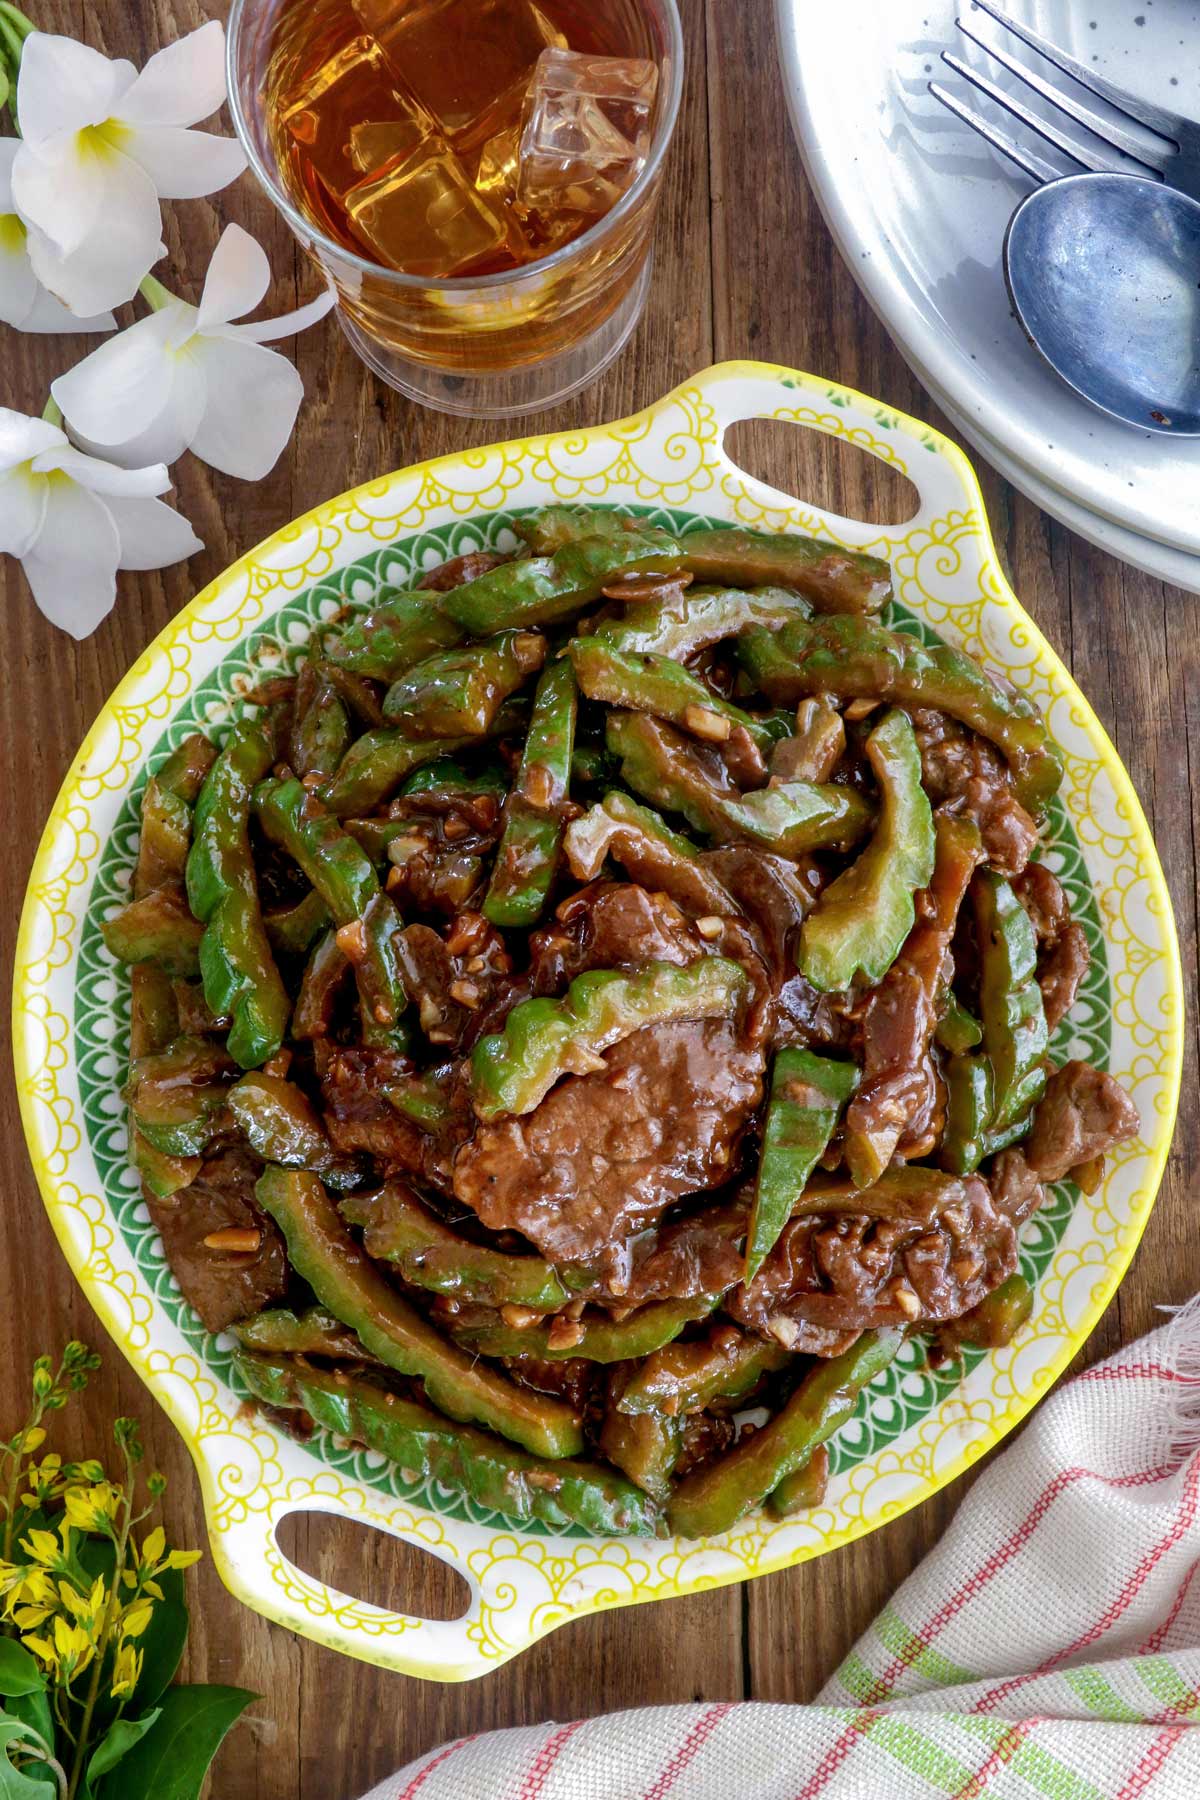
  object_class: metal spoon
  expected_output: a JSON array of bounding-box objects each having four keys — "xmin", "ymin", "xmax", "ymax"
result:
[{"xmin": 1002, "ymin": 171, "xmax": 1200, "ymax": 439}]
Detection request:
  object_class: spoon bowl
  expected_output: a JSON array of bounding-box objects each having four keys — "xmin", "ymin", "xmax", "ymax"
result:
[{"xmin": 1003, "ymin": 172, "xmax": 1200, "ymax": 438}]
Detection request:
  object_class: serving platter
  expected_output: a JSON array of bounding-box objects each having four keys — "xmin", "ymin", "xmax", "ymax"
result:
[
  {"xmin": 775, "ymin": 0, "xmax": 1200, "ymax": 562},
  {"xmin": 13, "ymin": 361, "xmax": 1181, "ymax": 1679}
]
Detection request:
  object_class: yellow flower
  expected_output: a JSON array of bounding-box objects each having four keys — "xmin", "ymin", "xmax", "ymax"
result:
[
  {"xmin": 19, "ymin": 1454, "xmax": 66, "ymax": 1505},
  {"xmin": 22, "ymin": 1633, "xmax": 56, "ymax": 1669},
  {"xmin": 12, "ymin": 1603, "xmax": 54, "ymax": 1632},
  {"xmin": 58, "ymin": 1574, "xmax": 107, "ymax": 1629},
  {"xmin": 2, "ymin": 1566, "xmax": 54, "ymax": 1621},
  {"xmin": 119, "ymin": 1601, "xmax": 154, "ymax": 1640},
  {"xmin": 162, "ymin": 1549, "xmax": 202, "ymax": 1572},
  {"xmin": 62, "ymin": 1481, "xmax": 121, "ymax": 1534},
  {"xmin": 110, "ymin": 1640, "xmax": 143, "ymax": 1699},
  {"xmin": 20, "ymin": 1528, "xmax": 65, "ymax": 1570},
  {"xmin": 17, "ymin": 1426, "xmax": 46, "ymax": 1455},
  {"xmin": 139, "ymin": 1526, "xmax": 165, "ymax": 1567},
  {"xmin": 52, "ymin": 1613, "xmax": 96, "ymax": 1679}
]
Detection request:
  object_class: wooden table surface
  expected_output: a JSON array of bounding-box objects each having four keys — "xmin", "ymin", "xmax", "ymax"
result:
[{"xmin": 3, "ymin": 1, "xmax": 1198, "ymax": 1793}]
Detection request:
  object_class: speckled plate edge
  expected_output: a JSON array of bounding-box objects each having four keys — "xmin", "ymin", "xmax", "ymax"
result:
[{"xmin": 13, "ymin": 361, "xmax": 1182, "ymax": 1681}]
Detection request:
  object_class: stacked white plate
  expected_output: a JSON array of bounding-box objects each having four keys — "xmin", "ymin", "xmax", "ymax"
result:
[{"xmin": 774, "ymin": 0, "xmax": 1200, "ymax": 593}]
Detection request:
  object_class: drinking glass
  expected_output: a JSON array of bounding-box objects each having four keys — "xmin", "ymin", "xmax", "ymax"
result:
[{"xmin": 226, "ymin": 0, "xmax": 684, "ymax": 418}]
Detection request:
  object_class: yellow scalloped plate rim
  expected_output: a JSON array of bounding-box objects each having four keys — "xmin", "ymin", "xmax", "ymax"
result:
[{"xmin": 13, "ymin": 361, "xmax": 1182, "ymax": 1681}]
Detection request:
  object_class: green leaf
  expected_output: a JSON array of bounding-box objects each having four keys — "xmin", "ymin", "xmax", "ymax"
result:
[
  {"xmin": 0, "ymin": 1700, "xmax": 51, "ymax": 1767},
  {"xmin": 0, "ymin": 1646, "xmax": 43, "ymax": 1700},
  {"xmin": 86, "ymin": 1709, "xmax": 161, "ymax": 1783},
  {"xmin": 0, "ymin": 1717, "xmax": 55, "ymax": 1798},
  {"xmin": 98, "ymin": 1686, "xmax": 255, "ymax": 1800},
  {"xmin": 128, "ymin": 1566, "xmax": 188, "ymax": 1712}
]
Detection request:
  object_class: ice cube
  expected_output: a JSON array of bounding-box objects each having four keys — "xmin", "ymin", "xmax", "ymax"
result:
[
  {"xmin": 349, "ymin": 118, "xmax": 431, "ymax": 175},
  {"xmin": 476, "ymin": 123, "xmax": 521, "ymax": 200},
  {"xmin": 351, "ymin": 0, "xmax": 566, "ymax": 152},
  {"xmin": 344, "ymin": 141, "xmax": 513, "ymax": 276},
  {"xmin": 517, "ymin": 48, "xmax": 659, "ymax": 218},
  {"xmin": 279, "ymin": 35, "xmax": 433, "ymax": 196}
]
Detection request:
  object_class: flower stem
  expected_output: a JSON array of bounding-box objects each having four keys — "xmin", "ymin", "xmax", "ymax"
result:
[
  {"xmin": 138, "ymin": 275, "xmax": 178, "ymax": 312},
  {"xmin": 40, "ymin": 396, "xmax": 62, "ymax": 430},
  {"xmin": 0, "ymin": 5, "xmax": 31, "ymax": 133},
  {"xmin": 64, "ymin": 1443, "xmax": 137, "ymax": 1800},
  {"xmin": 1, "ymin": 1394, "xmax": 45, "ymax": 1562},
  {"xmin": 0, "ymin": 5, "xmax": 36, "ymax": 38}
]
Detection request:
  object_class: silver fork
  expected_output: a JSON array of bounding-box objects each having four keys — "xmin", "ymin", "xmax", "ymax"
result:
[{"xmin": 929, "ymin": 0, "xmax": 1200, "ymax": 201}]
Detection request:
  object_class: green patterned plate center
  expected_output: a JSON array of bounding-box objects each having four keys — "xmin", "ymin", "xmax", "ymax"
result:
[{"xmin": 72, "ymin": 506, "xmax": 1110, "ymax": 1540}]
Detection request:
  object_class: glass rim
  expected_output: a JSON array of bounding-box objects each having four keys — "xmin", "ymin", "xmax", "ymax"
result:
[{"xmin": 225, "ymin": 0, "xmax": 685, "ymax": 294}]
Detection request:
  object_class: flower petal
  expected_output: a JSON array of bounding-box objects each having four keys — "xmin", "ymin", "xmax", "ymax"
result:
[
  {"xmin": 0, "ymin": 464, "xmax": 49, "ymax": 556},
  {"xmin": 195, "ymin": 224, "xmax": 270, "ymax": 331},
  {"xmin": 20, "ymin": 153, "xmax": 165, "ymax": 315},
  {"xmin": 117, "ymin": 21, "xmax": 228, "ymax": 128},
  {"xmin": 188, "ymin": 336, "xmax": 304, "ymax": 480},
  {"xmin": 0, "ymin": 221, "xmax": 40, "ymax": 327},
  {"xmin": 0, "ymin": 408, "xmax": 65, "ymax": 473},
  {"xmin": 232, "ymin": 285, "xmax": 336, "ymax": 344},
  {"xmin": 107, "ymin": 492, "xmax": 203, "ymax": 570},
  {"xmin": 19, "ymin": 477, "xmax": 121, "ymax": 638},
  {"xmin": 14, "ymin": 274, "xmax": 115, "ymax": 334},
  {"xmin": 16, "ymin": 34, "xmax": 136, "ymax": 146},
  {"xmin": 52, "ymin": 306, "xmax": 191, "ymax": 445},
  {"xmin": 0, "ymin": 138, "xmax": 16, "ymax": 209},
  {"xmin": 121, "ymin": 126, "xmax": 246, "ymax": 201},
  {"xmin": 36, "ymin": 444, "xmax": 171, "ymax": 499}
]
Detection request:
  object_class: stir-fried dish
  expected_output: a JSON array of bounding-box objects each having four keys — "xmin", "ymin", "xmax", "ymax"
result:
[{"xmin": 106, "ymin": 507, "xmax": 1139, "ymax": 1539}]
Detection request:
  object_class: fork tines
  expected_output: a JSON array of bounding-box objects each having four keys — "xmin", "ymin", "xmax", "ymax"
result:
[{"xmin": 930, "ymin": 0, "xmax": 1193, "ymax": 190}]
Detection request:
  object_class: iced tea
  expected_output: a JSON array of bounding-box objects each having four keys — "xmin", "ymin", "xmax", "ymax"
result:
[
  {"xmin": 229, "ymin": 0, "xmax": 682, "ymax": 412},
  {"xmin": 263, "ymin": 0, "xmax": 661, "ymax": 279}
]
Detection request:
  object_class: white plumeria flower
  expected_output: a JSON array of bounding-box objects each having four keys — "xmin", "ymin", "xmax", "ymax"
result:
[
  {"xmin": 53, "ymin": 224, "xmax": 335, "ymax": 481},
  {"xmin": 0, "ymin": 407, "xmax": 201, "ymax": 637},
  {"xmin": 11, "ymin": 23, "xmax": 247, "ymax": 317},
  {"xmin": 0, "ymin": 142, "xmax": 114, "ymax": 332}
]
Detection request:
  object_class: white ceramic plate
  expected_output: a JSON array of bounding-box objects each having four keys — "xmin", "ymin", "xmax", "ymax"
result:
[
  {"xmin": 931, "ymin": 384, "xmax": 1200, "ymax": 595},
  {"xmin": 775, "ymin": 0, "xmax": 1200, "ymax": 558}
]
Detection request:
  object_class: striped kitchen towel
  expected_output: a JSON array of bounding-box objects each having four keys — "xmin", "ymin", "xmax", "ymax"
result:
[{"xmin": 363, "ymin": 1299, "xmax": 1200, "ymax": 1798}]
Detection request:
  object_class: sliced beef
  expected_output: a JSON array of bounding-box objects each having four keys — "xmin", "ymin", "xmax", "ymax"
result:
[
  {"xmin": 383, "ymin": 817, "xmax": 494, "ymax": 916},
  {"xmin": 675, "ymin": 1410, "xmax": 736, "ymax": 1479},
  {"xmin": 394, "ymin": 915, "xmax": 511, "ymax": 1052},
  {"xmin": 563, "ymin": 807, "xmax": 736, "ymax": 920},
  {"xmin": 729, "ymin": 1170, "xmax": 1017, "ymax": 1338},
  {"xmin": 416, "ymin": 549, "xmax": 512, "ymax": 592},
  {"xmin": 528, "ymin": 882, "xmax": 705, "ymax": 993},
  {"xmin": 912, "ymin": 709, "xmax": 1039, "ymax": 878},
  {"xmin": 988, "ymin": 1147, "xmax": 1046, "ymax": 1227},
  {"xmin": 451, "ymin": 1018, "xmax": 765, "ymax": 1267},
  {"xmin": 459, "ymin": 972, "xmax": 537, "ymax": 1054},
  {"xmin": 501, "ymin": 1354, "xmax": 599, "ymax": 1418},
  {"xmin": 773, "ymin": 971, "xmax": 860, "ymax": 1054},
  {"xmin": 1012, "ymin": 862, "xmax": 1070, "ymax": 939},
  {"xmin": 1038, "ymin": 928, "xmax": 1091, "ymax": 1033},
  {"xmin": 1025, "ymin": 1060, "xmax": 1139, "ymax": 1184},
  {"xmin": 843, "ymin": 817, "xmax": 981, "ymax": 1175},
  {"xmin": 1013, "ymin": 862, "xmax": 1091, "ymax": 1032},
  {"xmin": 721, "ymin": 727, "xmax": 769, "ymax": 790},
  {"xmin": 316, "ymin": 1043, "xmax": 423, "ymax": 1163},
  {"xmin": 612, "ymin": 1202, "xmax": 746, "ymax": 1304},
  {"xmin": 148, "ymin": 1146, "xmax": 287, "ymax": 1333},
  {"xmin": 698, "ymin": 844, "xmax": 818, "ymax": 976}
]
